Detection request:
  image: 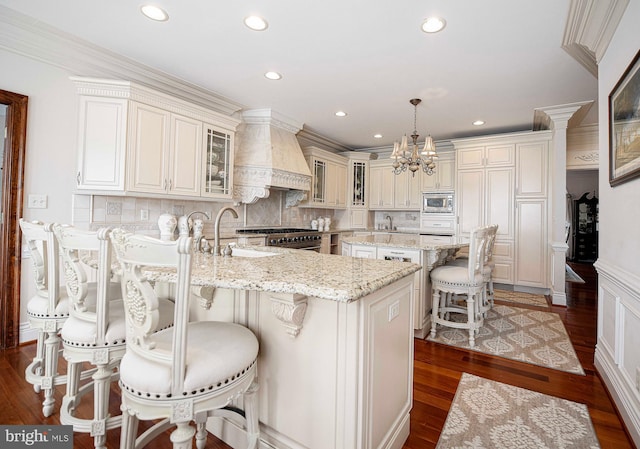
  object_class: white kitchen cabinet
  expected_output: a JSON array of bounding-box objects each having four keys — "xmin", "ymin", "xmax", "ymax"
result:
[
  {"xmin": 456, "ymin": 143, "xmax": 515, "ymax": 169},
  {"xmin": 369, "ymin": 160, "xmax": 420, "ymax": 210},
  {"xmin": 394, "ymin": 170, "xmax": 422, "ymax": 209},
  {"xmin": 515, "ymin": 199, "xmax": 547, "ymax": 286},
  {"xmin": 72, "ymin": 77, "xmax": 239, "ymax": 199},
  {"xmin": 456, "ymin": 167, "xmax": 514, "ymax": 240},
  {"xmin": 128, "ymin": 104, "xmax": 202, "ymax": 197},
  {"xmin": 349, "ymin": 244, "xmax": 377, "ymax": 259},
  {"xmin": 302, "ymin": 147, "xmax": 347, "ymax": 208},
  {"xmin": 336, "ymin": 152, "xmax": 377, "ymax": 229},
  {"xmin": 513, "ymin": 137, "xmax": 550, "ymax": 288},
  {"xmin": 75, "ymin": 95, "xmax": 128, "ymax": 191},
  {"xmin": 454, "ymin": 137, "xmax": 517, "ymax": 284},
  {"xmin": 421, "ymin": 153, "xmax": 455, "ymax": 192},
  {"xmin": 369, "ymin": 163, "xmax": 395, "ymax": 209},
  {"xmin": 201, "ymin": 124, "xmax": 234, "ymax": 199},
  {"xmin": 516, "ymin": 140, "xmax": 548, "ymax": 197},
  {"xmin": 456, "ymin": 166, "xmax": 514, "ymax": 284}
]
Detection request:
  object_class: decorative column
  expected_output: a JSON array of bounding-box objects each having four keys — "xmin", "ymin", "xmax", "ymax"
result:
[{"xmin": 534, "ymin": 102, "xmax": 592, "ymax": 306}]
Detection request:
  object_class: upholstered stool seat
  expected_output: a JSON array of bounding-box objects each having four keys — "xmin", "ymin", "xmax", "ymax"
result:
[
  {"xmin": 27, "ymin": 293, "xmax": 69, "ymax": 317},
  {"xmin": 119, "ymin": 321, "xmax": 257, "ymax": 398}
]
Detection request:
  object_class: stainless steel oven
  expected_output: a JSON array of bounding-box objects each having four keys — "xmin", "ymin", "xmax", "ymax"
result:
[
  {"xmin": 236, "ymin": 228, "xmax": 323, "ymax": 251},
  {"xmin": 422, "ymin": 192, "xmax": 454, "ymax": 214}
]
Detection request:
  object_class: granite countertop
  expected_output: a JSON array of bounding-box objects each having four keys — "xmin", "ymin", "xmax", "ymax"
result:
[
  {"xmin": 145, "ymin": 246, "xmax": 421, "ymax": 303},
  {"xmin": 342, "ymin": 234, "xmax": 467, "ymax": 251}
]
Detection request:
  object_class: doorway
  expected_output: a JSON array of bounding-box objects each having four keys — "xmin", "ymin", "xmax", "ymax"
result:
[{"xmin": 0, "ymin": 89, "xmax": 28, "ymax": 349}]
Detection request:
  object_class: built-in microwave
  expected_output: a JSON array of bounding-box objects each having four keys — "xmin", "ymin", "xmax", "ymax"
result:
[{"xmin": 422, "ymin": 192, "xmax": 454, "ymax": 214}]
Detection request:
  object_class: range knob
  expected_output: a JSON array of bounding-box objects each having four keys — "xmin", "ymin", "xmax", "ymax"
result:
[{"xmin": 269, "ymin": 238, "xmax": 277, "ymax": 245}]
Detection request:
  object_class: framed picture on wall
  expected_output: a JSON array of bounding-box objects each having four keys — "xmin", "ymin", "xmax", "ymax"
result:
[{"xmin": 609, "ymin": 49, "xmax": 640, "ymax": 186}]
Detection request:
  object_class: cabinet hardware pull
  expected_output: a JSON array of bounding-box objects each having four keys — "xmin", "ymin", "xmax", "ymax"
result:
[{"xmin": 77, "ymin": 172, "xmax": 81, "ymax": 185}]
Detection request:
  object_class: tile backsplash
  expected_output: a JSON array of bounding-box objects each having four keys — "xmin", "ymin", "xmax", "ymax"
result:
[{"xmin": 73, "ymin": 191, "xmax": 336, "ymax": 238}]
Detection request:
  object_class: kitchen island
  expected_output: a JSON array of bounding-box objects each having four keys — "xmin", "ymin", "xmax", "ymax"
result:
[
  {"xmin": 145, "ymin": 247, "xmax": 421, "ymax": 449},
  {"xmin": 342, "ymin": 234, "xmax": 467, "ymax": 338}
]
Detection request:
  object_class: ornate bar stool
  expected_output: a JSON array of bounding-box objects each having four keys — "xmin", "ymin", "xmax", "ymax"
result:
[
  {"xmin": 429, "ymin": 225, "xmax": 492, "ymax": 347},
  {"xmin": 110, "ymin": 228, "xmax": 260, "ymax": 449},
  {"xmin": 54, "ymin": 225, "xmax": 174, "ymax": 449},
  {"xmin": 19, "ymin": 219, "xmax": 69, "ymax": 417},
  {"xmin": 448, "ymin": 224, "xmax": 498, "ymax": 314}
]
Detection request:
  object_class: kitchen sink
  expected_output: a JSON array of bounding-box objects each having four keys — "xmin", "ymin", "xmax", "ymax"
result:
[{"xmin": 230, "ymin": 247, "xmax": 278, "ymax": 258}]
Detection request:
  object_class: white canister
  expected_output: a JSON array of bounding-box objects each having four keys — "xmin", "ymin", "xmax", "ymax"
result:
[
  {"xmin": 177, "ymin": 215, "xmax": 192, "ymax": 237},
  {"xmin": 324, "ymin": 217, "xmax": 331, "ymax": 231},
  {"xmin": 158, "ymin": 213, "xmax": 177, "ymax": 241},
  {"xmin": 317, "ymin": 217, "xmax": 325, "ymax": 231},
  {"xmin": 311, "ymin": 219, "xmax": 318, "ymax": 230},
  {"xmin": 193, "ymin": 218, "xmax": 204, "ymax": 240}
]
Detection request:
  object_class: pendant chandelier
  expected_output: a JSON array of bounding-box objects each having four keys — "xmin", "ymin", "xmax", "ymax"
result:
[{"xmin": 391, "ymin": 98, "xmax": 438, "ymax": 176}]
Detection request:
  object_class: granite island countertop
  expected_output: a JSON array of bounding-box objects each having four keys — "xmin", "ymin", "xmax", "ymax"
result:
[
  {"xmin": 144, "ymin": 246, "xmax": 421, "ymax": 303},
  {"xmin": 342, "ymin": 233, "xmax": 466, "ymax": 251}
]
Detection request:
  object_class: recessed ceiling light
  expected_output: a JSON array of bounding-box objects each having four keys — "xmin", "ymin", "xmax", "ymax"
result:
[
  {"xmin": 141, "ymin": 5, "xmax": 169, "ymax": 22},
  {"xmin": 472, "ymin": 120, "xmax": 485, "ymax": 126},
  {"xmin": 264, "ymin": 71, "xmax": 282, "ymax": 80},
  {"xmin": 335, "ymin": 111, "xmax": 347, "ymax": 117},
  {"xmin": 421, "ymin": 16, "xmax": 446, "ymax": 33},
  {"xmin": 373, "ymin": 134, "xmax": 383, "ymax": 139},
  {"xmin": 244, "ymin": 15, "xmax": 268, "ymax": 31}
]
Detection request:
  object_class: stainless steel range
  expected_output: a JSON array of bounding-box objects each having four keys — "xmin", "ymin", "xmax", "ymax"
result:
[{"xmin": 236, "ymin": 228, "xmax": 323, "ymax": 251}]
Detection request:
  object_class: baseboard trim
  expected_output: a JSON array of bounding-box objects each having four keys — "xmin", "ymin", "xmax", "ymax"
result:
[{"xmin": 595, "ymin": 348, "xmax": 640, "ymax": 447}]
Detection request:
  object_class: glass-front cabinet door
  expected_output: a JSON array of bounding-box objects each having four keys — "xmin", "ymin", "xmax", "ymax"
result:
[
  {"xmin": 313, "ymin": 159, "xmax": 326, "ymax": 203},
  {"xmin": 202, "ymin": 124, "xmax": 234, "ymax": 199},
  {"xmin": 351, "ymin": 161, "xmax": 366, "ymax": 207}
]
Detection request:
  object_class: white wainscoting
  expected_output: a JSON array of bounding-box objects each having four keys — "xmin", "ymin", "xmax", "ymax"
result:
[{"xmin": 594, "ymin": 259, "xmax": 640, "ymax": 447}]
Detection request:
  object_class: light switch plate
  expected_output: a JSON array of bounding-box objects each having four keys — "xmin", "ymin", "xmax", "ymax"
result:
[{"xmin": 27, "ymin": 194, "xmax": 47, "ymax": 209}]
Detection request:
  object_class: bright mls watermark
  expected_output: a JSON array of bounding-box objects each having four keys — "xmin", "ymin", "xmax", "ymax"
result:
[{"xmin": 0, "ymin": 425, "xmax": 73, "ymax": 448}]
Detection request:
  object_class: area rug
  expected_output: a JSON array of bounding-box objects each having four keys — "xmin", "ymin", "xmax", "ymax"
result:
[
  {"xmin": 436, "ymin": 373, "xmax": 601, "ymax": 449},
  {"xmin": 494, "ymin": 289, "xmax": 550, "ymax": 309},
  {"xmin": 427, "ymin": 304, "xmax": 585, "ymax": 375}
]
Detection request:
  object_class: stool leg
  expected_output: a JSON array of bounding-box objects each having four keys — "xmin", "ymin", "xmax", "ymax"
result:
[
  {"xmin": 63, "ymin": 360, "xmax": 82, "ymax": 416},
  {"xmin": 244, "ymin": 380, "xmax": 260, "ymax": 449},
  {"xmin": 430, "ymin": 289, "xmax": 441, "ymax": 339},
  {"xmin": 91, "ymin": 364, "xmax": 112, "ymax": 449},
  {"xmin": 42, "ymin": 330, "xmax": 61, "ymax": 417},
  {"xmin": 32, "ymin": 331, "xmax": 45, "ymax": 393},
  {"xmin": 120, "ymin": 408, "xmax": 138, "ymax": 449},
  {"xmin": 170, "ymin": 422, "xmax": 196, "ymax": 449},
  {"xmin": 194, "ymin": 413, "xmax": 207, "ymax": 449},
  {"xmin": 466, "ymin": 295, "xmax": 475, "ymax": 348}
]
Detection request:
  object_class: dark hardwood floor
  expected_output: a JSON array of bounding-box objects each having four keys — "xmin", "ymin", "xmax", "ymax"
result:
[
  {"xmin": 0, "ymin": 262, "xmax": 634, "ymax": 448},
  {"xmin": 404, "ymin": 262, "xmax": 635, "ymax": 449}
]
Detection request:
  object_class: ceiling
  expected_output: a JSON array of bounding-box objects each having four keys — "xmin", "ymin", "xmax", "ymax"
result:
[{"xmin": 0, "ymin": 0, "xmax": 598, "ymax": 150}]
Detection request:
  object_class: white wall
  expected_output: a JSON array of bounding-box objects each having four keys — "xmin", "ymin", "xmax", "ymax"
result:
[
  {"xmin": 1, "ymin": 48, "xmax": 80, "ymax": 335},
  {"xmin": 594, "ymin": 1, "xmax": 640, "ymax": 446}
]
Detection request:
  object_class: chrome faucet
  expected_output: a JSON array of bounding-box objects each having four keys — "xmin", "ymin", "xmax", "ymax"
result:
[
  {"xmin": 385, "ymin": 214, "xmax": 393, "ymax": 231},
  {"xmin": 213, "ymin": 207, "xmax": 238, "ymax": 256}
]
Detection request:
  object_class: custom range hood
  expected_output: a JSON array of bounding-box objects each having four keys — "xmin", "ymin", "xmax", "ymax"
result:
[{"xmin": 233, "ymin": 109, "xmax": 311, "ymax": 205}]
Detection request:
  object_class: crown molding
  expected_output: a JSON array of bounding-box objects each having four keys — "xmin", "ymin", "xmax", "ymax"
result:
[
  {"xmin": 562, "ymin": 0, "xmax": 629, "ymax": 77},
  {"xmin": 0, "ymin": 5, "xmax": 243, "ymax": 117},
  {"xmin": 296, "ymin": 126, "xmax": 352, "ymax": 153}
]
